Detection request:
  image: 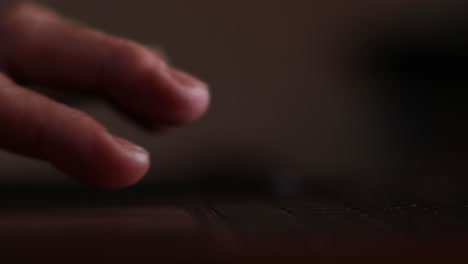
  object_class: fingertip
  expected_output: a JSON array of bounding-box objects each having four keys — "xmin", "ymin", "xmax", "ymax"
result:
[
  {"xmin": 89, "ymin": 134, "xmax": 151, "ymax": 190},
  {"xmin": 164, "ymin": 67, "xmax": 211, "ymax": 125},
  {"xmin": 104, "ymin": 42, "xmax": 210, "ymax": 127},
  {"xmin": 153, "ymin": 82, "xmax": 211, "ymax": 127},
  {"xmin": 139, "ymin": 66, "xmax": 211, "ymax": 128},
  {"xmin": 46, "ymin": 121, "xmax": 150, "ymax": 190}
]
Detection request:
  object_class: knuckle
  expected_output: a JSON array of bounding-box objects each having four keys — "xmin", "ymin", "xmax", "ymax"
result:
[
  {"xmin": 109, "ymin": 37, "xmax": 166, "ymax": 70},
  {"xmin": 62, "ymin": 110, "xmax": 105, "ymax": 134},
  {"xmin": 68, "ymin": 111, "xmax": 99, "ymax": 128},
  {"xmin": 98, "ymin": 36, "xmax": 166, "ymax": 92}
]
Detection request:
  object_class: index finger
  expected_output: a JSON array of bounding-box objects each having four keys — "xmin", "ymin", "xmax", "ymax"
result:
[{"xmin": 0, "ymin": 2, "xmax": 210, "ymax": 127}]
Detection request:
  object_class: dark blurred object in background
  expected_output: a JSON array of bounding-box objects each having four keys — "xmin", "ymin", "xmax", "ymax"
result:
[{"xmin": 366, "ymin": 24, "xmax": 467, "ymax": 155}]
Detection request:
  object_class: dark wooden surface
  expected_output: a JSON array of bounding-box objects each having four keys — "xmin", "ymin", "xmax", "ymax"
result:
[{"xmin": 1, "ymin": 177, "xmax": 468, "ymax": 262}]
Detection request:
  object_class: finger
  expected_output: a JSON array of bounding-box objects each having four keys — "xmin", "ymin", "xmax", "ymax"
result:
[
  {"xmin": 0, "ymin": 2, "xmax": 210, "ymax": 128},
  {"xmin": 0, "ymin": 73, "xmax": 149, "ymax": 190}
]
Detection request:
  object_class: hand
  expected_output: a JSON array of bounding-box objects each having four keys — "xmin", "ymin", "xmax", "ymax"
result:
[{"xmin": 0, "ymin": 2, "xmax": 210, "ymax": 189}]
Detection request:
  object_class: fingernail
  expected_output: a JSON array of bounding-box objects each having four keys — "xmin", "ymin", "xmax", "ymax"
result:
[
  {"xmin": 166, "ymin": 67, "xmax": 209, "ymax": 90},
  {"xmin": 111, "ymin": 135, "xmax": 149, "ymax": 160}
]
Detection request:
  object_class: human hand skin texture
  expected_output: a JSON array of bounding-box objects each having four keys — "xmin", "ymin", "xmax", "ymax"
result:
[{"xmin": 0, "ymin": 2, "xmax": 210, "ymax": 190}]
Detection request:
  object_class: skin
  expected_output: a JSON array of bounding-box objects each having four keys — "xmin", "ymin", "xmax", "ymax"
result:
[{"xmin": 0, "ymin": 2, "xmax": 210, "ymax": 190}]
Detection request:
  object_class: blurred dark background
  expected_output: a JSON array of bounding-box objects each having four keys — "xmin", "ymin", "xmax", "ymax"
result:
[{"xmin": 0, "ymin": 0, "xmax": 466, "ymax": 188}]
